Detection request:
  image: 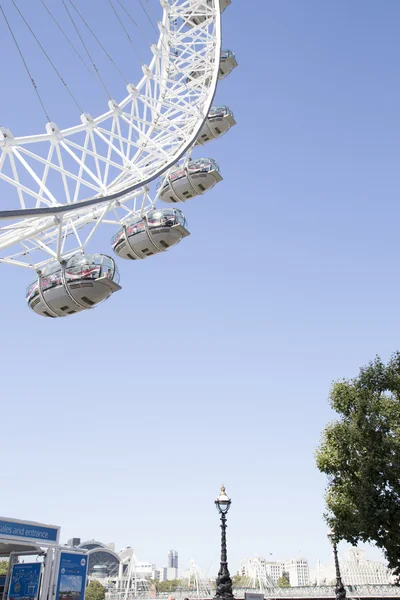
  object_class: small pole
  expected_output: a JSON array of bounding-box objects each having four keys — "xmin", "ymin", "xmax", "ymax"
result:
[{"xmin": 328, "ymin": 532, "xmax": 347, "ymax": 600}]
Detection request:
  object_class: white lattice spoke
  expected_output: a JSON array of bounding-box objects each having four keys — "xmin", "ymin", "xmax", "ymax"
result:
[{"xmin": 0, "ymin": 0, "xmax": 221, "ymax": 271}]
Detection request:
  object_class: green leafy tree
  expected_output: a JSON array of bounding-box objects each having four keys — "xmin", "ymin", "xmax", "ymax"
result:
[
  {"xmin": 86, "ymin": 580, "xmax": 106, "ymax": 600},
  {"xmin": 156, "ymin": 579, "xmax": 181, "ymax": 593},
  {"xmin": 232, "ymin": 575, "xmax": 247, "ymax": 588},
  {"xmin": 316, "ymin": 353, "xmax": 400, "ymax": 577},
  {"xmin": 277, "ymin": 573, "xmax": 290, "ymax": 588},
  {"xmin": 0, "ymin": 561, "xmax": 8, "ymax": 576}
]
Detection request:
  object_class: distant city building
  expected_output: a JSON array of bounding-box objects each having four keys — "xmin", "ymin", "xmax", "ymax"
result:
[
  {"xmin": 134, "ymin": 562, "xmax": 157, "ymax": 578},
  {"xmin": 268, "ymin": 562, "xmax": 284, "ymax": 583},
  {"xmin": 92, "ymin": 565, "xmax": 108, "ymax": 580},
  {"xmin": 311, "ymin": 549, "xmax": 393, "ymax": 586},
  {"xmin": 240, "ymin": 557, "xmax": 309, "ymax": 587},
  {"xmin": 165, "ymin": 550, "xmax": 178, "ymax": 580},
  {"xmin": 159, "ymin": 567, "xmax": 167, "ymax": 582},
  {"xmin": 284, "ymin": 559, "xmax": 309, "ymax": 587},
  {"xmin": 168, "ymin": 550, "xmax": 178, "ymax": 570},
  {"xmin": 167, "ymin": 567, "xmax": 179, "ymax": 581},
  {"xmin": 240, "ymin": 557, "xmax": 282, "ymax": 583},
  {"xmin": 73, "ymin": 539, "xmax": 121, "ymax": 577},
  {"xmin": 66, "ymin": 539, "xmax": 160, "ymax": 583}
]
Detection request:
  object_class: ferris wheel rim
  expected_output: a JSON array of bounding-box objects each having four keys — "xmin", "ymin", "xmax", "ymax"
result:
[
  {"xmin": 0, "ymin": 0, "xmax": 222, "ymax": 221},
  {"xmin": 0, "ymin": 78, "xmax": 220, "ymax": 222}
]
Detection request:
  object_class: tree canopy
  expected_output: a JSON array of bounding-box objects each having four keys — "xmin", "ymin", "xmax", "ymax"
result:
[
  {"xmin": 276, "ymin": 574, "xmax": 290, "ymax": 588},
  {"xmin": 231, "ymin": 575, "xmax": 248, "ymax": 588},
  {"xmin": 0, "ymin": 561, "xmax": 8, "ymax": 576},
  {"xmin": 155, "ymin": 579, "xmax": 180, "ymax": 593},
  {"xmin": 86, "ymin": 580, "xmax": 106, "ymax": 600},
  {"xmin": 316, "ymin": 353, "xmax": 400, "ymax": 576}
]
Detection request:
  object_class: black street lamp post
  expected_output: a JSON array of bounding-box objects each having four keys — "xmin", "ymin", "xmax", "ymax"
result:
[
  {"xmin": 328, "ymin": 531, "xmax": 347, "ymax": 600},
  {"xmin": 214, "ymin": 485, "xmax": 234, "ymax": 600}
]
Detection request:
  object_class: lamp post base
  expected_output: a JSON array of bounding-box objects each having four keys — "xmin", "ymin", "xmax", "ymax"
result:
[
  {"xmin": 335, "ymin": 581, "xmax": 347, "ymax": 600},
  {"xmin": 214, "ymin": 564, "xmax": 234, "ymax": 600}
]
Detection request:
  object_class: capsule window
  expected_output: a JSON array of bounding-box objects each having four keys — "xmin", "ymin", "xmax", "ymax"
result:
[
  {"xmin": 169, "ymin": 196, "xmax": 176, "ymax": 202},
  {"xmin": 215, "ymin": 127, "xmax": 221, "ymax": 134},
  {"xmin": 60, "ymin": 306, "xmax": 69, "ymax": 311},
  {"xmin": 68, "ymin": 310, "xmax": 76, "ymax": 315},
  {"xmin": 82, "ymin": 296, "xmax": 95, "ymax": 306},
  {"xmin": 142, "ymin": 248, "xmax": 149, "ymax": 253},
  {"xmin": 127, "ymin": 253, "xmax": 136, "ymax": 260},
  {"xmin": 198, "ymin": 183, "xmax": 206, "ymax": 191},
  {"xmin": 43, "ymin": 311, "xmax": 54, "ymax": 318},
  {"xmin": 159, "ymin": 240, "xmax": 169, "ymax": 248}
]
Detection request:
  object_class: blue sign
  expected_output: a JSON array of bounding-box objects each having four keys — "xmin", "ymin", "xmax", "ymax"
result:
[
  {"xmin": 8, "ymin": 563, "xmax": 41, "ymax": 600},
  {"xmin": 56, "ymin": 553, "xmax": 88, "ymax": 600},
  {"xmin": 0, "ymin": 518, "xmax": 60, "ymax": 545}
]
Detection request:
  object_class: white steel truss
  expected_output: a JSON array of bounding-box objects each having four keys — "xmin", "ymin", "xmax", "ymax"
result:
[{"xmin": 0, "ymin": 0, "xmax": 221, "ymax": 270}]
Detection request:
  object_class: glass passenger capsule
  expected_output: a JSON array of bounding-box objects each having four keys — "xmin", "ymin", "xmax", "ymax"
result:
[
  {"xmin": 187, "ymin": 50, "xmax": 238, "ymax": 86},
  {"xmin": 26, "ymin": 253, "xmax": 121, "ymax": 318},
  {"xmin": 111, "ymin": 208, "xmax": 190, "ymax": 260},
  {"xmin": 197, "ymin": 105, "xmax": 236, "ymax": 145},
  {"xmin": 157, "ymin": 158, "xmax": 222, "ymax": 203},
  {"xmin": 219, "ymin": 50, "xmax": 238, "ymax": 79},
  {"xmin": 185, "ymin": 0, "xmax": 231, "ymax": 27}
]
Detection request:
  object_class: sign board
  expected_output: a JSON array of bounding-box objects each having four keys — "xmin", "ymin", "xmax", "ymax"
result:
[
  {"xmin": 8, "ymin": 563, "xmax": 41, "ymax": 600},
  {"xmin": 0, "ymin": 518, "xmax": 60, "ymax": 546},
  {"xmin": 244, "ymin": 594, "xmax": 264, "ymax": 600},
  {"xmin": 55, "ymin": 553, "xmax": 88, "ymax": 600},
  {"xmin": 0, "ymin": 575, "xmax": 6, "ymax": 595}
]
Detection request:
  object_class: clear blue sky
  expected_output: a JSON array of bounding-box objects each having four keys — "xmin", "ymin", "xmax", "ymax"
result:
[{"xmin": 0, "ymin": 0, "xmax": 398, "ymax": 576}]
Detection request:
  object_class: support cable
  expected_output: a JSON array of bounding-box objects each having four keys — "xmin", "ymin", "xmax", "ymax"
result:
[
  {"xmin": 114, "ymin": 0, "xmax": 175, "ymax": 94},
  {"xmin": 138, "ymin": 0, "xmax": 173, "ymax": 63},
  {"xmin": 107, "ymin": 0, "xmax": 144, "ymax": 65},
  {"xmin": 138, "ymin": 0, "xmax": 159, "ymax": 37},
  {"xmin": 67, "ymin": 0, "xmax": 129, "ymax": 84},
  {"xmin": 114, "ymin": 0, "xmax": 176, "ymax": 85},
  {"xmin": 0, "ymin": 2, "xmax": 51, "ymax": 122},
  {"xmin": 12, "ymin": 0, "xmax": 84, "ymax": 115},
  {"xmin": 115, "ymin": 0, "xmax": 148, "ymax": 40},
  {"xmin": 143, "ymin": 0, "xmax": 163, "ymax": 34},
  {"xmin": 39, "ymin": 0, "xmax": 98, "ymax": 83},
  {"xmin": 61, "ymin": 0, "xmax": 112, "ymax": 100},
  {"xmin": 116, "ymin": 0, "xmax": 177, "ymax": 77}
]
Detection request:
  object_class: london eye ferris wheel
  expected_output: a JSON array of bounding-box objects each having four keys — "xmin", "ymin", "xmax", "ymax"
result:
[{"xmin": 0, "ymin": 0, "xmax": 237, "ymax": 318}]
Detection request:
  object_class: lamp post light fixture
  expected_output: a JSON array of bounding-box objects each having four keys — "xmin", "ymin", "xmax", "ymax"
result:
[
  {"xmin": 214, "ymin": 485, "xmax": 234, "ymax": 600},
  {"xmin": 327, "ymin": 530, "xmax": 347, "ymax": 600}
]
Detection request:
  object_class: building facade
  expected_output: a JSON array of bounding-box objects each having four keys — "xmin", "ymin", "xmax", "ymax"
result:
[
  {"xmin": 284, "ymin": 559, "xmax": 309, "ymax": 587},
  {"xmin": 168, "ymin": 550, "xmax": 179, "ymax": 570},
  {"xmin": 240, "ymin": 557, "xmax": 309, "ymax": 587},
  {"xmin": 164, "ymin": 550, "xmax": 178, "ymax": 580},
  {"xmin": 311, "ymin": 549, "xmax": 393, "ymax": 586}
]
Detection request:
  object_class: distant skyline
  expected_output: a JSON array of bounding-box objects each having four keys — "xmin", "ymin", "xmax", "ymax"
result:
[
  {"xmin": 1, "ymin": 0, "xmax": 398, "ymax": 580},
  {"xmin": 59, "ymin": 534, "xmax": 387, "ymax": 577}
]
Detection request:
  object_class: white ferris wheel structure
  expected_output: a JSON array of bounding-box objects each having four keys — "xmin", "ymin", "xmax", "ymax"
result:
[{"xmin": 0, "ymin": 0, "xmax": 237, "ymax": 317}]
